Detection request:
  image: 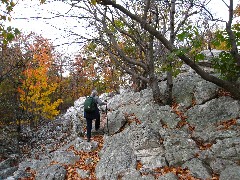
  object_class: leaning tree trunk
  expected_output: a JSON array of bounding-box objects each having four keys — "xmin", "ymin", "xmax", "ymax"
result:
[{"xmin": 101, "ymin": 0, "xmax": 240, "ymax": 100}]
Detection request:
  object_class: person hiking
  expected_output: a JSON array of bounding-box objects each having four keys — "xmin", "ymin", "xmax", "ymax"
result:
[{"xmin": 84, "ymin": 89, "xmax": 107, "ymax": 142}]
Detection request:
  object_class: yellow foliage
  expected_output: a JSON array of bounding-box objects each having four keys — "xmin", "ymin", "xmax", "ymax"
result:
[{"xmin": 18, "ymin": 36, "xmax": 62, "ymax": 120}]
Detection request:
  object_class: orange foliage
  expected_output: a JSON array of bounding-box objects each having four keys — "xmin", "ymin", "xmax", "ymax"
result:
[
  {"xmin": 65, "ymin": 135, "xmax": 104, "ymax": 180},
  {"xmin": 18, "ymin": 36, "xmax": 62, "ymax": 120},
  {"xmin": 217, "ymin": 119, "xmax": 237, "ymax": 130},
  {"xmin": 70, "ymin": 54, "xmax": 122, "ymax": 99}
]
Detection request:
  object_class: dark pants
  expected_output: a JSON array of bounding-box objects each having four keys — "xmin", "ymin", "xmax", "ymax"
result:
[{"xmin": 85, "ymin": 110, "xmax": 100, "ymax": 140}]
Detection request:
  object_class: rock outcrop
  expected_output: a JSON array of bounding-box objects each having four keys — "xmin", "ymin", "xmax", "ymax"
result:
[{"xmin": 1, "ymin": 66, "xmax": 240, "ymax": 180}]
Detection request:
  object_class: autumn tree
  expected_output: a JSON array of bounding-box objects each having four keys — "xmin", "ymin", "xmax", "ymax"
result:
[
  {"xmin": 68, "ymin": 54, "xmax": 94, "ymax": 99},
  {"xmin": 0, "ymin": 34, "xmax": 35, "ymax": 125},
  {"xmin": 82, "ymin": 42, "xmax": 124, "ymax": 94},
  {"xmin": 64, "ymin": 0, "xmax": 212, "ymax": 104},
  {"xmin": 68, "ymin": 49, "xmax": 122, "ymax": 99},
  {"xmin": 71, "ymin": 0, "xmax": 163, "ymax": 103},
  {"xmin": 18, "ymin": 36, "xmax": 62, "ymax": 128},
  {"xmin": 89, "ymin": 0, "xmax": 240, "ymax": 101}
]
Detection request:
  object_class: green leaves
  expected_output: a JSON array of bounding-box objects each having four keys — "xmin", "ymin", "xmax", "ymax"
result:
[
  {"xmin": 1, "ymin": 0, "xmax": 18, "ymax": 44},
  {"xmin": 177, "ymin": 31, "xmax": 189, "ymax": 41},
  {"xmin": 211, "ymin": 52, "xmax": 240, "ymax": 81},
  {"xmin": 176, "ymin": 25, "xmax": 193, "ymax": 41},
  {"xmin": 1, "ymin": 27, "xmax": 20, "ymax": 44},
  {"xmin": 208, "ymin": 24, "xmax": 240, "ymax": 81},
  {"xmin": 195, "ymin": 53, "xmax": 205, "ymax": 61}
]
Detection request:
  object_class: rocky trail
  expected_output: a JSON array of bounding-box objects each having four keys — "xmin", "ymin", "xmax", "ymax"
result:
[{"xmin": 1, "ymin": 68, "xmax": 240, "ymax": 180}]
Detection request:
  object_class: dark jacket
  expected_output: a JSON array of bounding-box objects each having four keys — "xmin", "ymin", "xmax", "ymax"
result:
[{"xmin": 84, "ymin": 95, "xmax": 105, "ymax": 119}]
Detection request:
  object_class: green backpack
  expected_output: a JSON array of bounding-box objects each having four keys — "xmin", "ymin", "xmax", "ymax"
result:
[{"xmin": 84, "ymin": 96, "xmax": 96, "ymax": 112}]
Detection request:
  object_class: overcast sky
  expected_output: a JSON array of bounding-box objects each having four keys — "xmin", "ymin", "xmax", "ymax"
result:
[{"xmin": 7, "ymin": 0, "xmax": 239, "ymax": 56}]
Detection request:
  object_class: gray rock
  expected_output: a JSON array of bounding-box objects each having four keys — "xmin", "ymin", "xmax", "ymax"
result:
[
  {"xmin": 158, "ymin": 173, "xmax": 179, "ymax": 180},
  {"xmin": 173, "ymin": 73, "xmax": 202, "ymax": 108},
  {"xmin": 220, "ymin": 166, "xmax": 240, "ymax": 180},
  {"xmin": 237, "ymin": 119, "xmax": 240, "ymax": 125},
  {"xmin": 140, "ymin": 155, "xmax": 167, "ymax": 169},
  {"xmin": 192, "ymin": 125, "xmax": 238, "ymax": 142},
  {"xmin": 201, "ymin": 49, "xmax": 222, "ymax": 60},
  {"xmin": 76, "ymin": 140, "xmax": 99, "ymax": 152},
  {"xmin": 0, "ymin": 166, "xmax": 18, "ymax": 179},
  {"xmin": 163, "ymin": 129, "xmax": 199, "ymax": 166},
  {"xmin": 186, "ymin": 96, "xmax": 240, "ymax": 128},
  {"xmin": 76, "ymin": 168, "xmax": 90, "ymax": 179},
  {"xmin": 50, "ymin": 150, "xmax": 80, "ymax": 165},
  {"xmin": 121, "ymin": 169, "xmax": 142, "ymax": 180},
  {"xmin": 182, "ymin": 158, "xmax": 212, "ymax": 179},
  {"xmin": 0, "ymin": 156, "xmax": 18, "ymax": 170},
  {"xmin": 9, "ymin": 169, "xmax": 32, "ymax": 179},
  {"xmin": 107, "ymin": 110, "xmax": 127, "ymax": 135},
  {"xmin": 36, "ymin": 164, "xmax": 66, "ymax": 180},
  {"xmin": 122, "ymin": 168, "xmax": 155, "ymax": 180},
  {"xmin": 17, "ymin": 159, "xmax": 51, "ymax": 172},
  {"xmin": 95, "ymin": 130, "xmax": 136, "ymax": 180},
  {"xmin": 156, "ymin": 105, "xmax": 181, "ymax": 129},
  {"xmin": 135, "ymin": 147, "xmax": 167, "ymax": 169},
  {"xmin": 60, "ymin": 137, "xmax": 84, "ymax": 150},
  {"xmin": 210, "ymin": 158, "xmax": 238, "ymax": 174},
  {"xmin": 139, "ymin": 88, "xmax": 154, "ymax": 104},
  {"xmin": 211, "ymin": 137, "xmax": 240, "ymax": 160},
  {"xmin": 194, "ymin": 80, "xmax": 218, "ymax": 104},
  {"xmin": 129, "ymin": 123, "xmax": 161, "ymax": 151},
  {"xmin": 132, "ymin": 103, "xmax": 157, "ymax": 123}
]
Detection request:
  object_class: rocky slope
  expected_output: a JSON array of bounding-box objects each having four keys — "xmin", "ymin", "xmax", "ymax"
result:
[{"xmin": 1, "ymin": 66, "xmax": 240, "ymax": 180}]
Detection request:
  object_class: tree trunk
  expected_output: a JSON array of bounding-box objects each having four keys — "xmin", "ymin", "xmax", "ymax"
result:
[
  {"xmin": 150, "ymin": 75, "xmax": 162, "ymax": 104},
  {"xmin": 166, "ymin": 71, "xmax": 173, "ymax": 105},
  {"xmin": 102, "ymin": 0, "xmax": 240, "ymax": 100},
  {"xmin": 149, "ymin": 35, "xmax": 162, "ymax": 104},
  {"xmin": 166, "ymin": 0, "xmax": 175, "ymax": 105}
]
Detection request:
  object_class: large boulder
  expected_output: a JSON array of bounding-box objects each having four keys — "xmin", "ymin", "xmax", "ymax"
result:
[
  {"xmin": 182, "ymin": 158, "xmax": 212, "ymax": 179},
  {"xmin": 95, "ymin": 128, "xmax": 137, "ymax": 180},
  {"xmin": 162, "ymin": 129, "xmax": 199, "ymax": 166},
  {"xmin": 219, "ymin": 166, "xmax": 240, "ymax": 180},
  {"xmin": 35, "ymin": 164, "xmax": 66, "ymax": 180},
  {"xmin": 173, "ymin": 72, "xmax": 219, "ymax": 109},
  {"xmin": 186, "ymin": 96, "xmax": 240, "ymax": 128}
]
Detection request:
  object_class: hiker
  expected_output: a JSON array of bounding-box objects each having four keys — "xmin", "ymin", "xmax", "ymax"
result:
[{"xmin": 84, "ymin": 90, "xmax": 107, "ymax": 142}]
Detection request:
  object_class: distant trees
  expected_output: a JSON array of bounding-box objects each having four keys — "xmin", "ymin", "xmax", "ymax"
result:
[
  {"xmin": 1, "ymin": 0, "xmax": 240, "ymax": 128},
  {"xmin": 0, "ymin": 30, "xmax": 121, "ymax": 127},
  {"xmin": 0, "ymin": 34, "xmax": 33, "ymax": 125},
  {"xmin": 0, "ymin": 34, "xmax": 59, "ymax": 126},
  {"xmin": 68, "ymin": 50, "xmax": 122, "ymax": 99}
]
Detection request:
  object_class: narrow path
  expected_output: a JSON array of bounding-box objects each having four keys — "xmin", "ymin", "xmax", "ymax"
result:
[
  {"xmin": 64, "ymin": 113, "xmax": 107, "ymax": 179},
  {"xmin": 65, "ymin": 135, "xmax": 104, "ymax": 180}
]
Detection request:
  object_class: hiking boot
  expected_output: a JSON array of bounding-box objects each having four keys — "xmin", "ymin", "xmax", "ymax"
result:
[
  {"xmin": 87, "ymin": 137, "xmax": 91, "ymax": 142},
  {"xmin": 92, "ymin": 128, "xmax": 104, "ymax": 135}
]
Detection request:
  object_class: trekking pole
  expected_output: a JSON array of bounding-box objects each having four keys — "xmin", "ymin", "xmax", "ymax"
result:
[{"xmin": 106, "ymin": 104, "xmax": 109, "ymax": 135}]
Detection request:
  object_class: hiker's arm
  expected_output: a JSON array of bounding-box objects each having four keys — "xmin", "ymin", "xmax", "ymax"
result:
[{"xmin": 95, "ymin": 97, "xmax": 107, "ymax": 106}]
